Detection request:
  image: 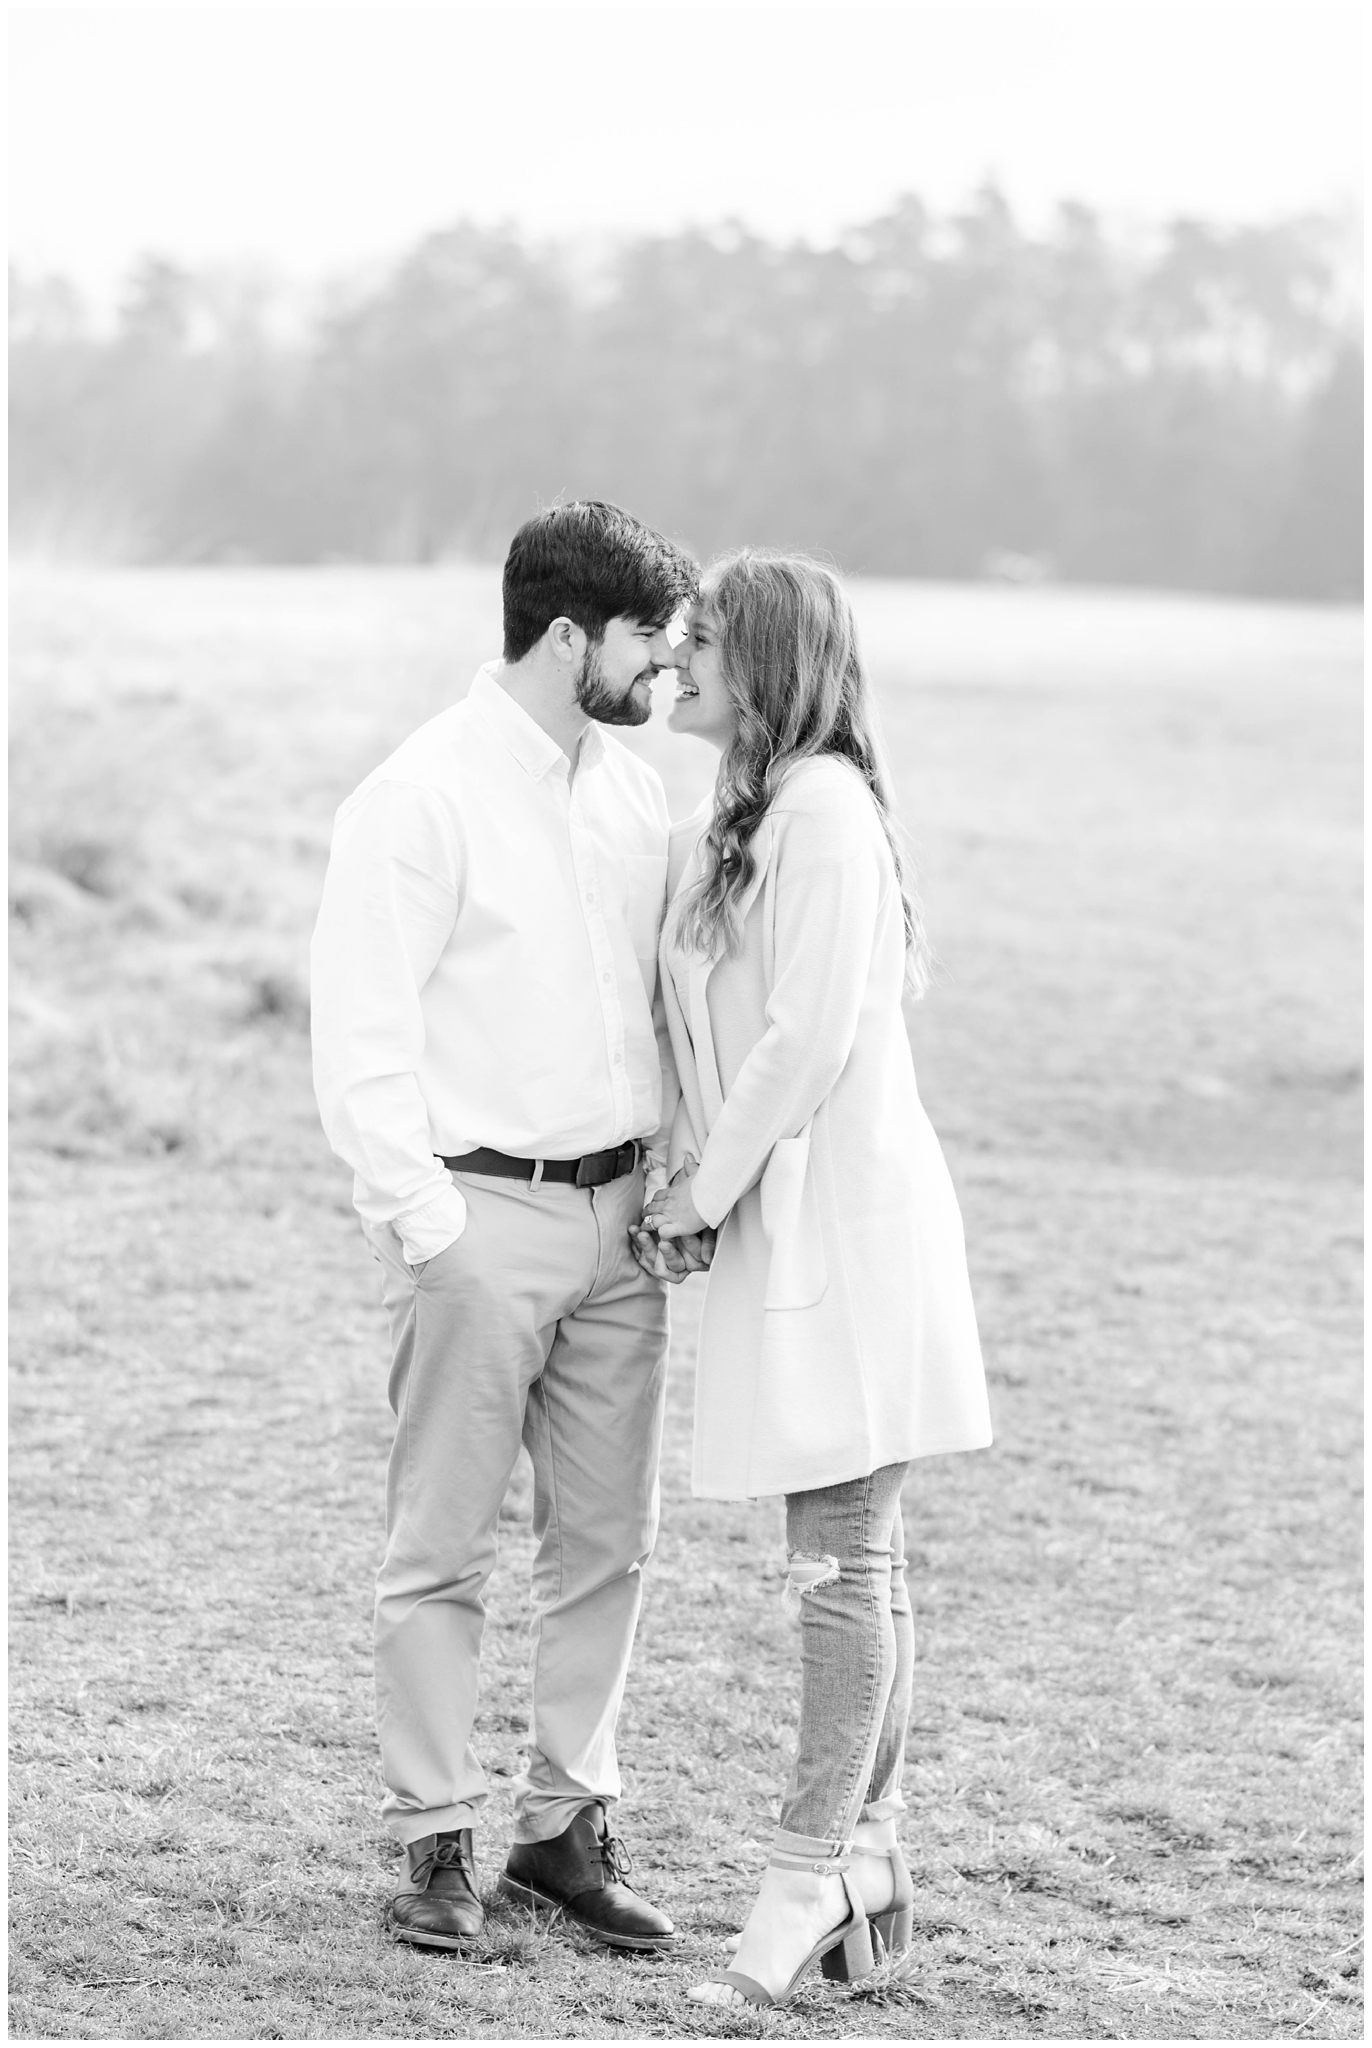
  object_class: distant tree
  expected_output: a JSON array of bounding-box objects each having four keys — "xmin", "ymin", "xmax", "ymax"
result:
[
  {"xmin": 297, "ymin": 225, "xmax": 581, "ymax": 558},
  {"xmin": 9, "ymin": 269, "xmax": 152, "ymax": 557},
  {"xmin": 1258, "ymin": 342, "xmax": 1364, "ymax": 599},
  {"xmin": 7, "ymin": 202, "xmax": 1362, "ymax": 596},
  {"xmin": 117, "ymin": 257, "xmax": 197, "ymax": 352}
]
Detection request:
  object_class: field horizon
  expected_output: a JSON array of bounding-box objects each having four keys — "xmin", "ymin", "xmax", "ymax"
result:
[{"xmin": 9, "ymin": 566, "xmax": 1363, "ymax": 2040}]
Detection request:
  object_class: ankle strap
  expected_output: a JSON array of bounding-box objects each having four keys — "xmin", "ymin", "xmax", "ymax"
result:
[{"xmin": 768, "ymin": 1848, "xmax": 850, "ymax": 1876}]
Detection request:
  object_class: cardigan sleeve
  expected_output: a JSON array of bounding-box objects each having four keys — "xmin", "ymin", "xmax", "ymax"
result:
[
  {"xmin": 641, "ymin": 973, "xmax": 679, "ymax": 1200},
  {"xmin": 688, "ymin": 789, "xmax": 888, "ymax": 1229}
]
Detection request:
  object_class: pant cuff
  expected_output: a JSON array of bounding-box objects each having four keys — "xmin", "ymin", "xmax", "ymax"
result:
[
  {"xmin": 387, "ymin": 1800, "xmax": 483, "ymax": 1847},
  {"xmin": 512, "ymin": 1793, "xmax": 616, "ymax": 1847},
  {"xmin": 859, "ymin": 1795, "xmax": 906, "ymax": 1822},
  {"xmin": 771, "ymin": 1824, "xmax": 851, "ymax": 1873}
]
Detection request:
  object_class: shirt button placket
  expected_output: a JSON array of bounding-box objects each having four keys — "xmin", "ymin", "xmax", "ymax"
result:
[
  {"xmin": 578, "ymin": 801, "xmax": 634, "ymax": 1126},
  {"xmin": 569, "ymin": 800, "xmax": 629, "ymax": 1130}
]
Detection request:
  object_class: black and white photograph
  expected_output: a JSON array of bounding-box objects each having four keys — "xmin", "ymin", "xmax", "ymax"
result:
[{"xmin": 8, "ymin": 1, "xmax": 1363, "ymax": 2039}]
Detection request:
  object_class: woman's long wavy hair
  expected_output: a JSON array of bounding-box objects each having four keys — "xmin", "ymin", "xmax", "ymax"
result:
[{"xmin": 674, "ymin": 551, "xmax": 931, "ymax": 994}]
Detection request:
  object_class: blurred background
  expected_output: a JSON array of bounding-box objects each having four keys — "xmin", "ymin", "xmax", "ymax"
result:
[
  {"xmin": 8, "ymin": 7, "xmax": 1365, "ymax": 2037},
  {"xmin": 9, "ymin": 1, "xmax": 1364, "ymax": 595}
]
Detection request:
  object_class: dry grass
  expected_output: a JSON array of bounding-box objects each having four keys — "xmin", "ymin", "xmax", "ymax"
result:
[{"xmin": 8, "ymin": 566, "xmax": 1363, "ymax": 2040}]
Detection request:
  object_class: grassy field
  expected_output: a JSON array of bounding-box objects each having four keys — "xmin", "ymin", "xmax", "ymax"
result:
[{"xmin": 8, "ymin": 566, "xmax": 1362, "ymax": 2042}]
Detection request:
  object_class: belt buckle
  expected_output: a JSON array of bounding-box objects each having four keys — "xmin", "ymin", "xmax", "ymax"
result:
[{"xmin": 575, "ymin": 1149, "xmax": 612, "ymax": 1189}]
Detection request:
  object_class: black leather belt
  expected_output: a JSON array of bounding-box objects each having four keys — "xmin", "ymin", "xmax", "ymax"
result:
[{"xmin": 440, "ymin": 1142, "xmax": 639, "ymax": 1189}]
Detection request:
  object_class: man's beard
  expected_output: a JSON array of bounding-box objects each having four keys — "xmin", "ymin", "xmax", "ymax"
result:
[{"xmin": 575, "ymin": 645, "xmax": 654, "ymax": 727}]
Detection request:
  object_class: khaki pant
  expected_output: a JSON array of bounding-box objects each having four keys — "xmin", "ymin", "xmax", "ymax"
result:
[{"xmin": 363, "ymin": 1164, "xmax": 668, "ymax": 1847}]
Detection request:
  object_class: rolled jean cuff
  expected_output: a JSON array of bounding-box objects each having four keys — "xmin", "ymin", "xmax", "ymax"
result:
[
  {"xmin": 860, "ymin": 1794, "xmax": 907, "ymax": 1823},
  {"xmin": 771, "ymin": 1825, "xmax": 851, "ymax": 1873}
]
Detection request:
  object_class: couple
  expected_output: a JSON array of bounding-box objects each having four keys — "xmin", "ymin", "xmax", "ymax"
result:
[{"xmin": 309, "ymin": 500, "xmax": 991, "ymax": 2010}]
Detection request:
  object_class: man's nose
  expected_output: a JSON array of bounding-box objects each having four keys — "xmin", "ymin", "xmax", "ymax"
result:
[{"xmin": 648, "ymin": 626, "xmax": 681, "ymax": 670}]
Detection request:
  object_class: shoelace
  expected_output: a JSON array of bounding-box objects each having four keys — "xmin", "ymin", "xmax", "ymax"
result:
[
  {"xmin": 601, "ymin": 1832, "xmax": 635, "ymax": 1888},
  {"xmin": 414, "ymin": 1836, "xmax": 472, "ymax": 1888}
]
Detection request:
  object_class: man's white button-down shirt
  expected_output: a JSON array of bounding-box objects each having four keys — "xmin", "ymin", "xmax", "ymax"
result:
[{"xmin": 310, "ymin": 665, "xmax": 674, "ymax": 1264}]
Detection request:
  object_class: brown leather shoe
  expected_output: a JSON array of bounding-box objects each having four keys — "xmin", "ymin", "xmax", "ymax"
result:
[
  {"xmin": 499, "ymin": 1802, "xmax": 675, "ymax": 1951},
  {"xmin": 388, "ymin": 1829, "xmax": 484, "ymax": 1949}
]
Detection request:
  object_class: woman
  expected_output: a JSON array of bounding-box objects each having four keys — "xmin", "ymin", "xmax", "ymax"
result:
[{"xmin": 638, "ymin": 552, "xmax": 992, "ymax": 2009}]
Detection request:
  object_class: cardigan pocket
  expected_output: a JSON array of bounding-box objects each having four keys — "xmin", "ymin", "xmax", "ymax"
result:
[{"xmin": 760, "ymin": 1129, "xmax": 828, "ymax": 1309}]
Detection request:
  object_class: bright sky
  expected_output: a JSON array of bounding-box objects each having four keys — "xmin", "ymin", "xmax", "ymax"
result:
[{"xmin": 8, "ymin": 0, "xmax": 1363, "ymax": 300}]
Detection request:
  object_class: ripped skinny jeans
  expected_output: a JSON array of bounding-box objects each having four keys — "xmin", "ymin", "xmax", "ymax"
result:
[{"xmin": 775, "ymin": 1461, "xmax": 912, "ymax": 1865}]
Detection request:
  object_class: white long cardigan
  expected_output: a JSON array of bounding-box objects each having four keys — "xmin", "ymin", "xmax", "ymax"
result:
[{"xmin": 660, "ymin": 755, "xmax": 992, "ymax": 1500}]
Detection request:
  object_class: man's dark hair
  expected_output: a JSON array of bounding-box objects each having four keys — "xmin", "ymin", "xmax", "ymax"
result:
[{"xmin": 502, "ymin": 501, "xmax": 699, "ymax": 662}]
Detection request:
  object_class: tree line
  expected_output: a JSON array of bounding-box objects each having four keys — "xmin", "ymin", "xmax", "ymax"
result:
[{"xmin": 9, "ymin": 188, "xmax": 1363, "ymax": 599}]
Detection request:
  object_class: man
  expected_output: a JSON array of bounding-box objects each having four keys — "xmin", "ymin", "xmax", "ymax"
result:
[{"xmin": 310, "ymin": 501, "xmax": 708, "ymax": 1952}]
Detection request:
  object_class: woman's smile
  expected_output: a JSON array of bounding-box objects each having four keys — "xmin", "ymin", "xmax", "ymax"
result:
[{"xmin": 666, "ymin": 601, "xmax": 734, "ymax": 742}]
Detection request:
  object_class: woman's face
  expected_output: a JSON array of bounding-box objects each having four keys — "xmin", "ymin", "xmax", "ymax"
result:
[{"xmin": 665, "ymin": 601, "xmax": 737, "ymax": 748}]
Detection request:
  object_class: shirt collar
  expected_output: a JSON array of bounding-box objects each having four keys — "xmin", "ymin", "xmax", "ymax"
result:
[
  {"xmin": 576, "ymin": 721, "xmax": 608, "ymax": 773},
  {"xmin": 468, "ymin": 663, "xmax": 607, "ymax": 781}
]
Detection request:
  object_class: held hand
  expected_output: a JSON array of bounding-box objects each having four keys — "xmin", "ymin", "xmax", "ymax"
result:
[
  {"xmin": 667, "ymin": 1155, "xmax": 720, "ymax": 1261},
  {"xmin": 679, "ymin": 1226, "xmax": 717, "ymax": 1272},
  {"xmin": 629, "ymin": 1223, "xmax": 695, "ymax": 1284},
  {"xmin": 628, "ymin": 1224, "xmax": 676, "ymax": 1283},
  {"xmin": 628, "ymin": 1222, "xmax": 716, "ymax": 1284},
  {"xmin": 643, "ymin": 1162, "xmax": 707, "ymax": 1242}
]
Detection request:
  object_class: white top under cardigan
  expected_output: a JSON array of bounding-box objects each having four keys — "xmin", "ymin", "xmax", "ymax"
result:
[{"xmin": 660, "ymin": 755, "xmax": 992, "ymax": 1500}]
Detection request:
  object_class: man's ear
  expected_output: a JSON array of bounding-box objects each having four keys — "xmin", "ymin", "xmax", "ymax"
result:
[{"xmin": 546, "ymin": 616, "xmax": 585, "ymax": 668}]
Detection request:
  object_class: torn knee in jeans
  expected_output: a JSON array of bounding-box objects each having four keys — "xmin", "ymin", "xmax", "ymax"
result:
[{"xmin": 781, "ymin": 1550, "xmax": 841, "ymax": 1614}]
